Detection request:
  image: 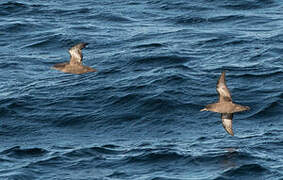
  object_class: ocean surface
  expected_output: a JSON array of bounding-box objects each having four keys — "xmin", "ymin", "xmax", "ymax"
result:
[{"xmin": 0, "ymin": 0, "xmax": 282, "ymax": 179}]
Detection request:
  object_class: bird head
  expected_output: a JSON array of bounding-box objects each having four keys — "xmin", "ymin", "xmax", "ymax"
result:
[{"xmin": 235, "ymin": 105, "xmax": 250, "ymax": 112}]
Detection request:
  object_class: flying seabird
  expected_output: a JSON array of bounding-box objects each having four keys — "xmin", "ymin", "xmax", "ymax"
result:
[
  {"xmin": 200, "ymin": 71, "xmax": 250, "ymax": 136},
  {"xmin": 53, "ymin": 43, "xmax": 96, "ymax": 74}
]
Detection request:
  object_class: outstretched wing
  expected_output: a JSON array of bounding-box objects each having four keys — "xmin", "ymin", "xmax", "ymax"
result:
[
  {"xmin": 217, "ymin": 71, "xmax": 232, "ymax": 102},
  {"xmin": 69, "ymin": 43, "xmax": 88, "ymax": 65},
  {"xmin": 221, "ymin": 113, "xmax": 234, "ymax": 136}
]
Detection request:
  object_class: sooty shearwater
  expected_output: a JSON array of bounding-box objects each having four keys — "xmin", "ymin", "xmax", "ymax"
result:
[
  {"xmin": 53, "ymin": 43, "xmax": 96, "ymax": 74},
  {"xmin": 200, "ymin": 71, "xmax": 250, "ymax": 136}
]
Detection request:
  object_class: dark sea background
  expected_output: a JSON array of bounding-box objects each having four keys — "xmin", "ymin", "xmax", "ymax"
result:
[{"xmin": 0, "ymin": 0, "xmax": 282, "ymax": 179}]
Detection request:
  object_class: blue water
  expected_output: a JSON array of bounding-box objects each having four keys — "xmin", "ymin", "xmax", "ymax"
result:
[{"xmin": 0, "ymin": 0, "xmax": 283, "ymax": 179}]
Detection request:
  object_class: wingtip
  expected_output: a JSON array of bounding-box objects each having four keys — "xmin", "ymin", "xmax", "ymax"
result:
[
  {"xmin": 82, "ymin": 42, "xmax": 89, "ymax": 47},
  {"xmin": 70, "ymin": 42, "xmax": 89, "ymax": 50},
  {"xmin": 225, "ymin": 129, "xmax": 234, "ymax": 136},
  {"xmin": 79, "ymin": 42, "xmax": 88, "ymax": 49},
  {"xmin": 221, "ymin": 70, "xmax": 226, "ymax": 78}
]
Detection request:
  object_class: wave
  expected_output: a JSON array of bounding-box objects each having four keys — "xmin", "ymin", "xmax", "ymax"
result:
[
  {"xmin": 92, "ymin": 12, "xmax": 135, "ymax": 23},
  {"xmin": 63, "ymin": 146, "xmax": 123, "ymax": 158},
  {"xmin": 107, "ymin": 171, "xmax": 131, "ymax": 179},
  {"xmin": 0, "ymin": 2, "xmax": 45, "ymax": 16},
  {"xmin": 147, "ymin": 1, "xmax": 212, "ymax": 12},
  {"xmin": 132, "ymin": 55, "xmax": 188, "ymax": 66},
  {"xmin": 1, "ymin": 146, "xmax": 48, "ymax": 159},
  {"xmin": 218, "ymin": 164, "xmax": 269, "ymax": 179},
  {"xmin": 165, "ymin": 14, "xmax": 269, "ymax": 27},
  {"xmin": 121, "ymin": 150, "xmax": 190, "ymax": 165},
  {"xmin": 0, "ymin": 22, "xmax": 42, "ymax": 34},
  {"xmin": 220, "ymin": 0, "xmax": 276, "ymax": 10},
  {"xmin": 249, "ymin": 99, "xmax": 282, "ymax": 118},
  {"xmin": 0, "ymin": 2, "xmax": 29, "ymax": 16},
  {"xmin": 22, "ymin": 33, "xmax": 66, "ymax": 49},
  {"xmin": 0, "ymin": 143, "xmax": 278, "ymax": 179},
  {"xmin": 134, "ymin": 43, "xmax": 164, "ymax": 49},
  {"xmin": 151, "ymin": 177, "xmax": 183, "ymax": 180}
]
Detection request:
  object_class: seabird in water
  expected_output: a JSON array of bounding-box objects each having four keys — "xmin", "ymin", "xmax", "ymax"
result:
[
  {"xmin": 200, "ymin": 71, "xmax": 250, "ymax": 136},
  {"xmin": 53, "ymin": 43, "xmax": 96, "ymax": 74}
]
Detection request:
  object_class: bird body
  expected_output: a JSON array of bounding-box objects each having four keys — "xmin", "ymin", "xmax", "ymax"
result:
[
  {"xmin": 53, "ymin": 62, "xmax": 96, "ymax": 74},
  {"xmin": 201, "ymin": 102, "xmax": 249, "ymax": 114}
]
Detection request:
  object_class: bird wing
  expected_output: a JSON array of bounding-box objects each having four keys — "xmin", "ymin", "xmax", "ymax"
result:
[
  {"xmin": 69, "ymin": 43, "xmax": 88, "ymax": 65},
  {"xmin": 217, "ymin": 71, "xmax": 232, "ymax": 102},
  {"xmin": 221, "ymin": 113, "xmax": 234, "ymax": 136}
]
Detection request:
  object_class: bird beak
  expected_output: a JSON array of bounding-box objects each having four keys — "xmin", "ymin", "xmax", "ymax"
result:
[{"xmin": 200, "ymin": 108, "xmax": 207, "ymax": 111}]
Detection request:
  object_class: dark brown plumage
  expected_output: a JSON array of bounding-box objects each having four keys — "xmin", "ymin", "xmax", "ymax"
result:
[
  {"xmin": 200, "ymin": 71, "xmax": 250, "ymax": 136},
  {"xmin": 53, "ymin": 43, "xmax": 96, "ymax": 74}
]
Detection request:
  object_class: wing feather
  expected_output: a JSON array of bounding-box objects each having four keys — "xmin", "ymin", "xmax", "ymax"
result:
[
  {"xmin": 69, "ymin": 43, "xmax": 88, "ymax": 65},
  {"xmin": 221, "ymin": 113, "xmax": 234, "ymax": 136},
  {"xmin": 217, "ymin": 71, "xmax": 232, "ymax": 102}
]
